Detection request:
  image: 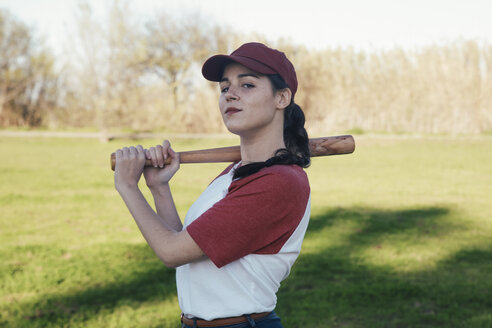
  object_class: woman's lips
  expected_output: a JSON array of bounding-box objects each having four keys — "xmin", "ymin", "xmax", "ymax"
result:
[{"xmin": 225, "ymin": 107, "xmax": 242, "ymax": 114}]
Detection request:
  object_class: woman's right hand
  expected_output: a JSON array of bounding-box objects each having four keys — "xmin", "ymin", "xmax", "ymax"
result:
[{"xmin": 143, "ymin": 140, "xmax": 180, "ymax": 189}]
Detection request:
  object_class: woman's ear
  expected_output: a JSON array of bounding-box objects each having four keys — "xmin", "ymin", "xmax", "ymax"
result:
[{"xmin": 276, "ymin": 88, "xmax": 292, "ymax": 110}]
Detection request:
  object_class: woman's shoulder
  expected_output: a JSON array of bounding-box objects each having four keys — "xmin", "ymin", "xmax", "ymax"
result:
[
  {"xmin": 266, "ymin": 164, "xmax": 309, "ymax": 188},
  {"xmin": 264, "ymin": 164, "xmax": 308, "ymax": 179},
  {"xmin": 234, "ymin": 164, "xmax": 309, "ymax": 191}
]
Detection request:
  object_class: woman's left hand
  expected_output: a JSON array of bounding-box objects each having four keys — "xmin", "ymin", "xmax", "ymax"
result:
[{"xmin": 114, "ymin": 145, "xmax": 147, "ymax": 191}]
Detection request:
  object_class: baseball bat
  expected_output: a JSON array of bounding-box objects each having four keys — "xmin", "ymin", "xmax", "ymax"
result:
[{"xmin": 111, "ymin": 135, "xmax": 355, "ymax": 171}]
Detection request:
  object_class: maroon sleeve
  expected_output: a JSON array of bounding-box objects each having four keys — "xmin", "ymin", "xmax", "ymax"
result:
[{"xmin": 186, "ymin": 165, "xmax": 310, "ymax": 268}]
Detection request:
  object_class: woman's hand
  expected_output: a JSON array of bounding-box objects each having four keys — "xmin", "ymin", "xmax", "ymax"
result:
[
  {"xmin": 114, "ymin": 145, "xmax": 147, "ymax": 192},
  {"xmin": 143, "ymin": 140, "xmax": 180, "ymax": 189}
]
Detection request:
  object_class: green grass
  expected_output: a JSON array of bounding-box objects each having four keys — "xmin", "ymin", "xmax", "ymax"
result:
[{"xmin": 1, "ymin": 135, "xmax": 491, "ymax": 327}]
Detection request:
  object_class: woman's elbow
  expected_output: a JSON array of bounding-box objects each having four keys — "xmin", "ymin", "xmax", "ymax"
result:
[
  {"xmin": 161, "ymin": 258, "xmax": 185, "ymax": 269},
  {"xmin": 155, "ymin": 251, "xmax": 181, "ymax": 268},
  {"xmin": 157, "ymin": 249, "xmax": 205, "ymax": 268},
  {"xmin": 154, "ymin": 231, "xmax": 205, "ymax": 268},
  {"xmin": 161, "ymin": 259, "xmax": 179, "ymax": 269},
  {"xmin": 156, "ymin": 248, "xmax": 193, "ymax": 268}
]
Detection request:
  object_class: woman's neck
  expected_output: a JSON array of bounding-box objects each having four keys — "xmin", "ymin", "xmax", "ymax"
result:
[{"xmin": 239, "ymin": 129, "xmax": 286, "ymax": 164}]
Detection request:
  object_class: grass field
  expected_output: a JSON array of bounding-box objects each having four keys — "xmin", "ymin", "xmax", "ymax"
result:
[{"xmin": 1, "ymin": 134, "xmax": 491, "ymax": 327}]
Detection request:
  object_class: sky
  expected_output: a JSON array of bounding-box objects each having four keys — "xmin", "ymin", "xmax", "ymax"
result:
[{"xmin": 1, "ymin": 0, "xmax": 492, "ymax": 54}]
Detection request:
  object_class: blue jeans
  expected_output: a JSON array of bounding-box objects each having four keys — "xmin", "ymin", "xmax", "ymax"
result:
[{"xmin": 181, "ymin": 311, "xmax": 283, "ymax": 328}]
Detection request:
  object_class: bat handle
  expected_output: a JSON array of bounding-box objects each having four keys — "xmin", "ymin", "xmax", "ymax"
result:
[
  {"xmin": 110, "ymin": 153, "xmax": 170, "ymax": 170},
  {"xmin": 110, "ymin": 145, "xmax": 242, "ymax": 171}
]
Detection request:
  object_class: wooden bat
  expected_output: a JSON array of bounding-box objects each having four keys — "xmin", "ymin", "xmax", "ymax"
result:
[{"xmin": 111, "ymin": 135, "xmax": 355, "ymax": 171}]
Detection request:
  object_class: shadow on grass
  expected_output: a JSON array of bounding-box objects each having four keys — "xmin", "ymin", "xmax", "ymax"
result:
[
  {"xmin": 278, "ymin": 206, "xmax": 492, "ymax": 327},
  {"xmin": 5, "ymin": 206, "xmax": 491, "ymax": 328},
  {"xmin": 3, "ymin": 243, "xmax": 177, "ymax": 327}
]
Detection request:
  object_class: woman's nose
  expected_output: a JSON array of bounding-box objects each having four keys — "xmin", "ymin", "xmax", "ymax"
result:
[{"xmin": 225, "ymin": 86, "xmax": 239, "ymax": 101}]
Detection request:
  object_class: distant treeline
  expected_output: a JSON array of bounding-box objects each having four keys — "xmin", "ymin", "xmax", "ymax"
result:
[{"xmin": 1, "ymin": 2, "xmax": 491, "ymax": 135}]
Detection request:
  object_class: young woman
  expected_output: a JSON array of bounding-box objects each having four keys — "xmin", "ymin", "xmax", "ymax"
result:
[{"xmin": 114, "ymin": 42, "xmax": 311, "ymax": 328}]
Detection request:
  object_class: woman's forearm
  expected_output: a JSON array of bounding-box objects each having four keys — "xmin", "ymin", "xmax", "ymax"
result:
[
  {"xmin": 149, "ymin": 183, "xmax": 183, "ymax": 231},
  {"xmin": 116, "ymin": 185, "xmax": 202, "ymax": 268}
]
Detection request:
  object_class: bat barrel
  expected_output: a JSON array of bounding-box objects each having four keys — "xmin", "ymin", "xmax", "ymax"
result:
[{"xmin": 308, "ymin": 135, "xmax": 355, "ymax": 157}]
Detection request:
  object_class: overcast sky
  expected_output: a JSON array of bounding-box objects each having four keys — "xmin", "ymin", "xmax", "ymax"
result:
[{"xmin": 1, "ymin": 0, "xmax": 492, "ymax": 54}]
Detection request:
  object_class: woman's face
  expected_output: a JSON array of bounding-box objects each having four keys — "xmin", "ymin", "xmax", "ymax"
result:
[{"xmin": 218, "ymin": 63, "xmax": 284, "ymax": 137}]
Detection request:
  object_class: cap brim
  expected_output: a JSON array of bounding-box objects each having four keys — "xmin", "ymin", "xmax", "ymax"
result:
[{"xmin": 202, "ymin": 54, "xmax": 277, "ymax": 82}]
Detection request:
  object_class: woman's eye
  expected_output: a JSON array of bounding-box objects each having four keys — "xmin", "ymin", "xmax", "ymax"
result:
[{"xmin": 220, "ymin": 83, "xmax": 253, "ymax": 93}]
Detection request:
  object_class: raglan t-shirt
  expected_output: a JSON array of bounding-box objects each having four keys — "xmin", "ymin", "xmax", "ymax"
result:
[{"xmin": 176, "ymin": 162, "xmax": 311, "ymax": 320}]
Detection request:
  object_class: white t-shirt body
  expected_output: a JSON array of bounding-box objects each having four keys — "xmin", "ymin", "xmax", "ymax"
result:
[{"xmin": 176, "ymin": 163, "xmax": 311, "ymax": 320}]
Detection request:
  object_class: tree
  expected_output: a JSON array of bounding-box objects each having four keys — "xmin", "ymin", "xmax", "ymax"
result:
[
  {"xmin": 142, "ymin": 12, "xmax": 211, "ymax": 113},
  {"xmin": 63, "ymin": 0, "xmax": 149, "ymax": 139},
  {"xmin": 0, "ymin": 9, "xmax": 57, "ymax": 127}
]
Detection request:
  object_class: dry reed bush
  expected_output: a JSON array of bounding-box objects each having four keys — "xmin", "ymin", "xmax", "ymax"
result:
[
  {"xmin": 288, "ymin": 40, "xmax": 492, "ymax": 135},
  {"xmin": 180, "ymin": 86, "xmax": 228, "ymax": 134}
]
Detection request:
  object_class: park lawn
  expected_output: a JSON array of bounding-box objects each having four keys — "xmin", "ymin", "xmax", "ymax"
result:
[{"xmin": 0, "ymin": 135, "xmax": 491, "ymax": 328}]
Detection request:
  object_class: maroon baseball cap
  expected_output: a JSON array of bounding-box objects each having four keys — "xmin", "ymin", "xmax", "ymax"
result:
[{"xmin": 202, "ymin": 42, "xmax": 298, "ymax": 96}]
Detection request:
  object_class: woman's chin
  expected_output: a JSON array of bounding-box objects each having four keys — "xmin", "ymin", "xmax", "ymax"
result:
[
  {"xmin": 225, "ymin": 126, "xmax": 244, "ymax": 136},
  {"xmin": 224, "ymin": 121, "xmax": 248, "ymax": 135}
]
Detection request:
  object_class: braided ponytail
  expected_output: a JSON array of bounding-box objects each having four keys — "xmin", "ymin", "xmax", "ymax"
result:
[{"xmin": 233, "ymin": 74, "xmax": 310, "ymax": 179}]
